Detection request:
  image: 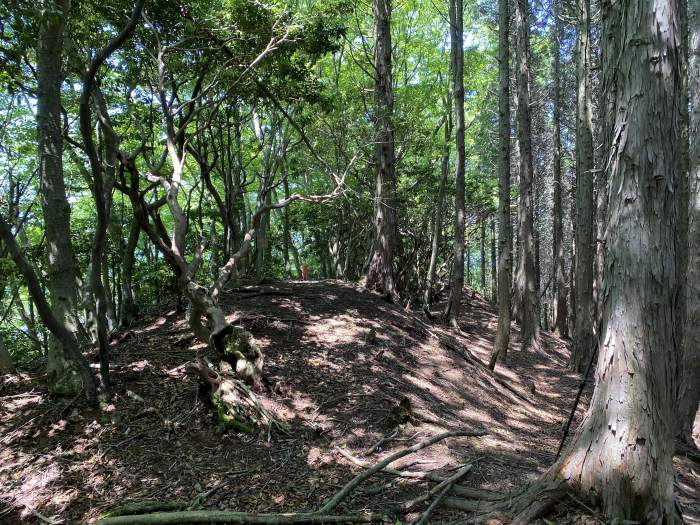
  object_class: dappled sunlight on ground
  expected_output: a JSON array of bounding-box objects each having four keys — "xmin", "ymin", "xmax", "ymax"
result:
[{"xmin": 0, "ymin": 281, "xmax": 697, "ymax": 523}]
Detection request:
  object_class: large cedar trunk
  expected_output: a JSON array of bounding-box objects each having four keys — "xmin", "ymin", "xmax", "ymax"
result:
[
  {"xmin": 527, "ymin": 0, "xmax": 682, "ymax": 518},
  {"xmin": 570, "ymin": 0, "xmax": 595, "ymax": 372},
  {"xmin": 512, "ymin": 0, "xmax": 539, "ymax": 350},
  {"xmin": 677, "ymin": 0, "xmax": 700, "ymax": 446},
  {"xmin": 37, "ymin": 0, "xmax": 84, "ymax": 396},
  {"xmin": 489, "ymin": 0, "xmax": 512, "ymax": 369},
  {"xmin": 364, "ymin": 0, "xmax": 399, "ymax": 302}
]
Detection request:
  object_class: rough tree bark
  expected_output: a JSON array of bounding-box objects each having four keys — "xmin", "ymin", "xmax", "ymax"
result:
[
  {"xmin": 488, "ymin": 0, "xmax": 512, "ymax": 369},
  {"xmin": 551, "ymin": 0, "xmax": 568, "ymax": 337},
  {"xmin": 364, "ymin": 0, "xmax": 399, "ymax": 302},
  {"xmin": 445, "ymin": 0, "xmax": 467, "ymax": 326},
  {"xmin": 512, "ymin": 0, "xmax": 539, "ymax": 350},
  {"xmin": 677, "ymin": 0, "xmax": 699, "ymax": 446},
  {"xmin": 513, "ymin": 0, "xmax": 682, "ymax": 518},
  {"xmin": 37, "ymin": 0, "xmax": 84, "ymax": 396},
  {"xmin": 570, "ymin": 0, "xmax": 595, "ymax": 372},
  {"xmin": 676, "ymin": 0, "xmax": 689, "ymax": 354}
]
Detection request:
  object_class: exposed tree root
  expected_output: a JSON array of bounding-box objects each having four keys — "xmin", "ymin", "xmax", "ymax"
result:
[
  {"xmin": 440, "ymin": 477, "xmax": 571, "ymax": 525},
  {"xmin": 191, "ymin": 358, "xmax": 283, "ymax": 434}
]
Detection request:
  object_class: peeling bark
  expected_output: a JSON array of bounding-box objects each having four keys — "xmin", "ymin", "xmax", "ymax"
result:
[{"xmin": 533, "ymin": 0, "xmax": 682, "ymax": 517}]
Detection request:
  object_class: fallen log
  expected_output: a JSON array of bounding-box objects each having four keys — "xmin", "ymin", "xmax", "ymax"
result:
[{"xmin": 97, "ymin": 511, "xmax": 386, "ymax": 525}]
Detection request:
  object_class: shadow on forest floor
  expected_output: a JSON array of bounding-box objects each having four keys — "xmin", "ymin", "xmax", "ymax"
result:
[{"xmin": 0, "ymin": 280, "xmax": 698, "ymax": 524}]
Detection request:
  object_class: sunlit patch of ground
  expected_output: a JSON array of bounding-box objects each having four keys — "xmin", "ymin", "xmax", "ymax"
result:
[{"xmin": 0, "ymin": 281, "xmax": 697, "ymax": 524}]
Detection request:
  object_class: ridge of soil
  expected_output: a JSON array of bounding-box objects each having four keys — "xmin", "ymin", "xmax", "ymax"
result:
[{"xmin": 1, "ymin": 280, "xmax": 698, "ymax": 524}]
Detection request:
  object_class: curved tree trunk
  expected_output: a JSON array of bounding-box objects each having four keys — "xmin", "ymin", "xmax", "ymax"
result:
[
  {"xmin": 512, "ymin": 0, "xmax": 539, "ymax": 350},
  {"xmin": 677, "ymin": 0, "xmax": 700, "ymax": 446},
  {"xmin": 517, "ymin": 0, "xmax": 682, "ymax": 519},
  {"xmin": 365, "ymin": 0, "xmax": 399, "ymax": 303},
  {"xmin": 570, "ymin": 0, "xmax": 595, "ymax": 372},
  {"xmin": 488, "ymin": 0, "xmax": 512, "ymax": 369}
]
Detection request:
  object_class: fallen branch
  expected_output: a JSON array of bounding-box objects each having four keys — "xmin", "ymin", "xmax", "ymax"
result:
[
  {"xmin": 319, "ymin": 429, "xmax": 486, "ymax": 514},
  {"xmin": 97, "ymin": 511, "xmax": 386, "ymax": 525},
  {"xmin": 335, "ymin": 446, "xmax": 446, "ymax": 482},
  {"xmin": 399, "ymin": 463, "xmax": 474, "ymax": 513},
  {"xmin": 410, "ymin": 480, "xmax": 454, "ymax": 525}
]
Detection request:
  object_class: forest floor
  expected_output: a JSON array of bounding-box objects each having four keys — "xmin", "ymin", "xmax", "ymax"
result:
[{"xmin": 1, "ymin": 280, "xmax": 698, "ymax": 524}]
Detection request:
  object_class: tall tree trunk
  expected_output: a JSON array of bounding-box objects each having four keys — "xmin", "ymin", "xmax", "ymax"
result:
[
  {"xmin": 480, "ymin": 221, "xmax": 486, "ymax": 292},
  {"xmin": 424, "ymin": 89, "xmax": 452, "ymax": 310},
  {"xmin": 512, "ymin": 0, "xmax": 539, "ymax": 350},
  {"xmin": 677, "ymin": 0, "xmax": 699, "ymax": 446},
  {"xmin": 551, "ymin": 0, "xmax": 568, "ymax": 336},
  {"xmin": 516, "ymin": 0, "xmax": 682, "ymax": 518},
  {"xmin": 490, "ymin": 217, "xmax": 497, "ymax": 302},
  {"xmin": 365, "ymin": 0, "xmax": 399, "ymax": 302},
  {"xmin": 489, "ymin": 0, "xmax": 512, "ymax": 369},
  {"xmin": 568, "ymin": 177, "xmax": 577, "ymax": 336},
  {"xmin": 445, "ymin": 0, "xmax": 466, "ymax": 326},
  {"xmin": 570, "ymin": 0, "xmax": 595, "ymax": 371},
  {"xmin": 37, "ymin": 0, "xmax": 84, "ymax": 396},
  {"xmin": 676, "ymin": 0, "xmax": 689, "ymax": 357}
]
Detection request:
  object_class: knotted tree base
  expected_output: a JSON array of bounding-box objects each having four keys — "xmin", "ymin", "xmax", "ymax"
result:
[{"xmin": 191, "ymin": 325, "xmax": 276, "ymax": 434}]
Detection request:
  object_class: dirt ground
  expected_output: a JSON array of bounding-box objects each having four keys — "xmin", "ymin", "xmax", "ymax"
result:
[{"xmin": 1, "ymin": 280, "xmax": 698, "ymax": 524}]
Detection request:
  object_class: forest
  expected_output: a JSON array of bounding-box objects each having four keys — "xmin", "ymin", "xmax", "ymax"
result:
[{"xmin": 0, "ymin": 0, "xmax": 698, "ymax": 523}]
